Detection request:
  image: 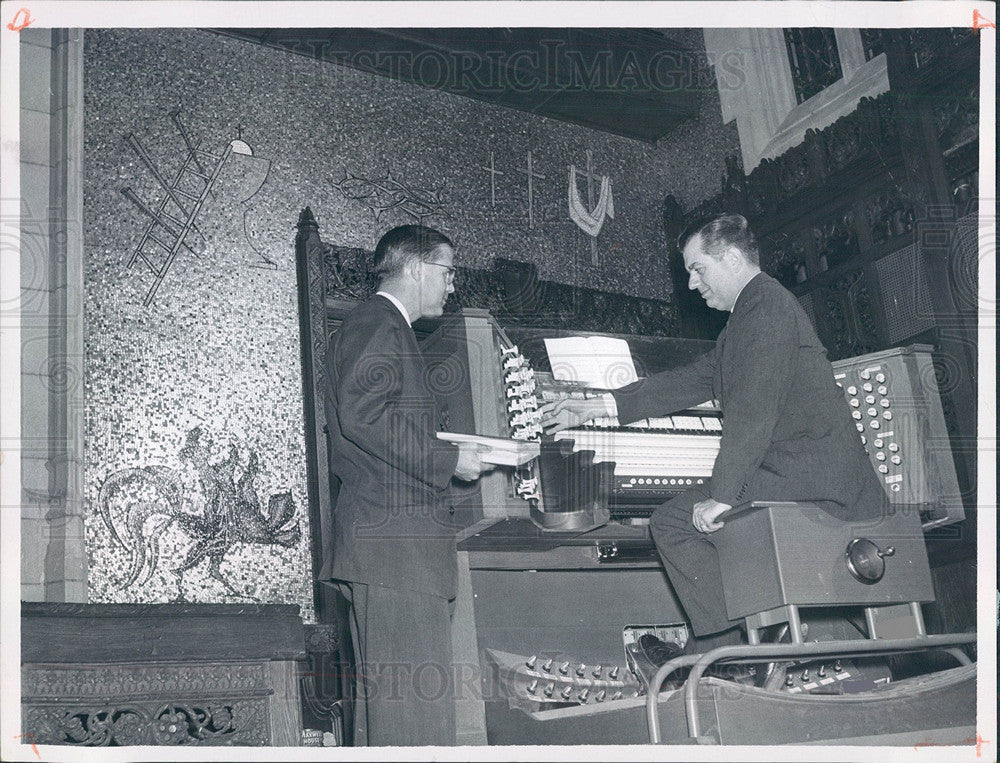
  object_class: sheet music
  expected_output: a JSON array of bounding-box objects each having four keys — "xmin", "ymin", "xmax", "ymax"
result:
[{"xmin": 543, "ymin": 336, "xmax": 638, "ymax": 389}]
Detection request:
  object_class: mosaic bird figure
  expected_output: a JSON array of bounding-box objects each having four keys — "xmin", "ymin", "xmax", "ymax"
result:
[{"xmin": 97, "ymin": 426, "xmax": 301, "ymax": 601}]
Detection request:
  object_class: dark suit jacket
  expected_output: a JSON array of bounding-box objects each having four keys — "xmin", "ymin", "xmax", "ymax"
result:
[
  {"xmin": 613, "ymin": 273, "xmax": 885, "ymax": 519},
  {"xmin": 320, "ymin": 295, "xmax": 460, "ymax": 598}
]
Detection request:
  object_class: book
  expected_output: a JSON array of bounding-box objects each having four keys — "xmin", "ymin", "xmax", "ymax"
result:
[
  {"xmin": 436, "ymin": 432, "xmax": 540, "ymax": 466},
  {"xmin": 542, "ymin": 335, "xmax": 638, "ymax": 389}
]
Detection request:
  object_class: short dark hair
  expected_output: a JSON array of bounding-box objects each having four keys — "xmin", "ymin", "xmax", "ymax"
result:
[
  {"xmin": 677, "ymin": 213, "xmax": 759, "ymax": 266},
  {"xmin": 372, "ymin": 225, "xmax": 453, "ymax": 279}
]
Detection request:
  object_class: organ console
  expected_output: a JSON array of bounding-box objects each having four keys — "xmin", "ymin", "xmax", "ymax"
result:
[
  {"xmin": 422, "ymin": 310, "xmax": 964, "ymax": 534},
  {"xmin": 416, "ymin": 309, "xmax": 970, "ymax": 744}
]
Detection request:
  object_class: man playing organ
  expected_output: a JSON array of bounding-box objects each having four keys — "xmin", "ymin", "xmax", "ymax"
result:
[{"xmin": 539, "ymin": 214, "xmax": 888, "ymax": 669}]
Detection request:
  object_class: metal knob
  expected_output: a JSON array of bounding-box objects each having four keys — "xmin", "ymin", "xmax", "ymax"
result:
[
  {"xmin": 596, "ymin": 543, "xmax": 619, "ymax": 561},
  {"xmin": 846, "ymin": 539, "xmax": 894, "ymax": 583}
]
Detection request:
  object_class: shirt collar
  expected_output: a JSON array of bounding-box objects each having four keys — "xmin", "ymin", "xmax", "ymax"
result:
[{"xmin": 376, "ymin": 291, "xmax": 411, "ymax": 325}]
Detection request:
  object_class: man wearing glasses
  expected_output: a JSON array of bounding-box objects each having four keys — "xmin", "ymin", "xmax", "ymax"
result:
[{"xmin": 322, "ymin": 225, "xmax": 487, "ymax": 746}]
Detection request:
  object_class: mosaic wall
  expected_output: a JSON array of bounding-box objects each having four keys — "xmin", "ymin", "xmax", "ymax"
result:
[{"xmin": 83, "ymin": 28, "xmax": 737, "ymax": 621}]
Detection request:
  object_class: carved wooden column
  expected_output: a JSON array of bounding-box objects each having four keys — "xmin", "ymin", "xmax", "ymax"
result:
[{"xmin": 294, "ymin": 207, "xmax": 334, "ymax": 618}]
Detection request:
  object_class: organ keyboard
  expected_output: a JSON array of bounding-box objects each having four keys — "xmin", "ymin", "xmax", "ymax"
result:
[{"xmin": 538, "ymin": 383, "xmax": 720, "ymax": 515}]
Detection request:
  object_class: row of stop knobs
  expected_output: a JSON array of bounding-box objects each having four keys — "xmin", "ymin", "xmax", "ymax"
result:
[
  {"xmin": 501, "ymin": 345, "xmax": 543, "ymax": 440},
  {"xmin": 516, "ymin": 477, "xmax": 540, "ymax": 501}
]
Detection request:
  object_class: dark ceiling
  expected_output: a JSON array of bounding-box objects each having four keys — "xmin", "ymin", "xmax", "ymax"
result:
[{"xmin": 211, "ymin": 28, "xmax": 705, "ymax": 143}]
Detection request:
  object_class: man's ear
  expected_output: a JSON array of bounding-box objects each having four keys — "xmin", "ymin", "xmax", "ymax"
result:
[
  {"xmin": 723, "ymin": 246, "xmax": 744, "ymax": 271},
  {"xmin": 405, "ymin": 259, "xmax": 422, "ymax": 281}
]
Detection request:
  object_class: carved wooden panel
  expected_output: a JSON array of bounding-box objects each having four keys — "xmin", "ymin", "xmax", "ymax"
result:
[
  {"xmin": 20, "ymin": 603, "xmax": 306, "ymax": 747},
  {"xmin": 760, "ymin": 229, "xmax": 810, "ymax": 289},
  {"xmin": 818, "ymin": 268, "xmax": 883, "ymax": 361},
  {"xmin": 891, "ymin": 28, "xmax": 978, "ymax": 73},
  {"xmin": 23, "ymin": 663, "xmax": 272, "ymax": 746},
  {"xmin": 295, "ymin": 209, "xmax": 340, "ymax": 599},
  {"xmin": 310, "ymin": 228, "xmax": 681, "ymax": 339}
]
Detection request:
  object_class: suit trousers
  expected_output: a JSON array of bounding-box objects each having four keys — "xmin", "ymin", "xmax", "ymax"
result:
[
  {"xmin": 337, "ymin": 581, "xmax": 456, "ymax": 746},
  {"xmin": 649, "ymin": 485, "xmax": 743, "ymax": 637}
]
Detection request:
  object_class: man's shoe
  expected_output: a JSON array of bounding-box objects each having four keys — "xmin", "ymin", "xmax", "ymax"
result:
[
  {"xmin": 626, "ymin": 634, "xmax": 687, "ymax": 692},
  {"xmin": 638, "ymin": 634, "xmax": 685, "ymax": 664},
  {"xmin": 755, "ymin": 621, "xmax": 808, "ymax": 690}
]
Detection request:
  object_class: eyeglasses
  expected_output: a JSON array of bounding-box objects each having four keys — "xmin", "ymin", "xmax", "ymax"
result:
[{"xmin": 424, "ymin": 261, "xmax": 457, "ymax": 284}]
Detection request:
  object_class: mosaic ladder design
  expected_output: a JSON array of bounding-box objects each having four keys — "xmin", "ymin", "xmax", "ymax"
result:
[{"xmin": 122, "ymin": 110, "xmax": 233, "ymax": 306}]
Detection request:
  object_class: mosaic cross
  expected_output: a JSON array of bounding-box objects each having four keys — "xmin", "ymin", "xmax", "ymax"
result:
[
  {"xmin": 480, "ymin": 151, "xmax": 505, "ymax": 208},
  {"xmin": 517, "ymin": 150, "xmax": 546, "ymax": 229},
  {"xmin": 572, "ymin": 149, "xmax": 602, "ymax": 265}
]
